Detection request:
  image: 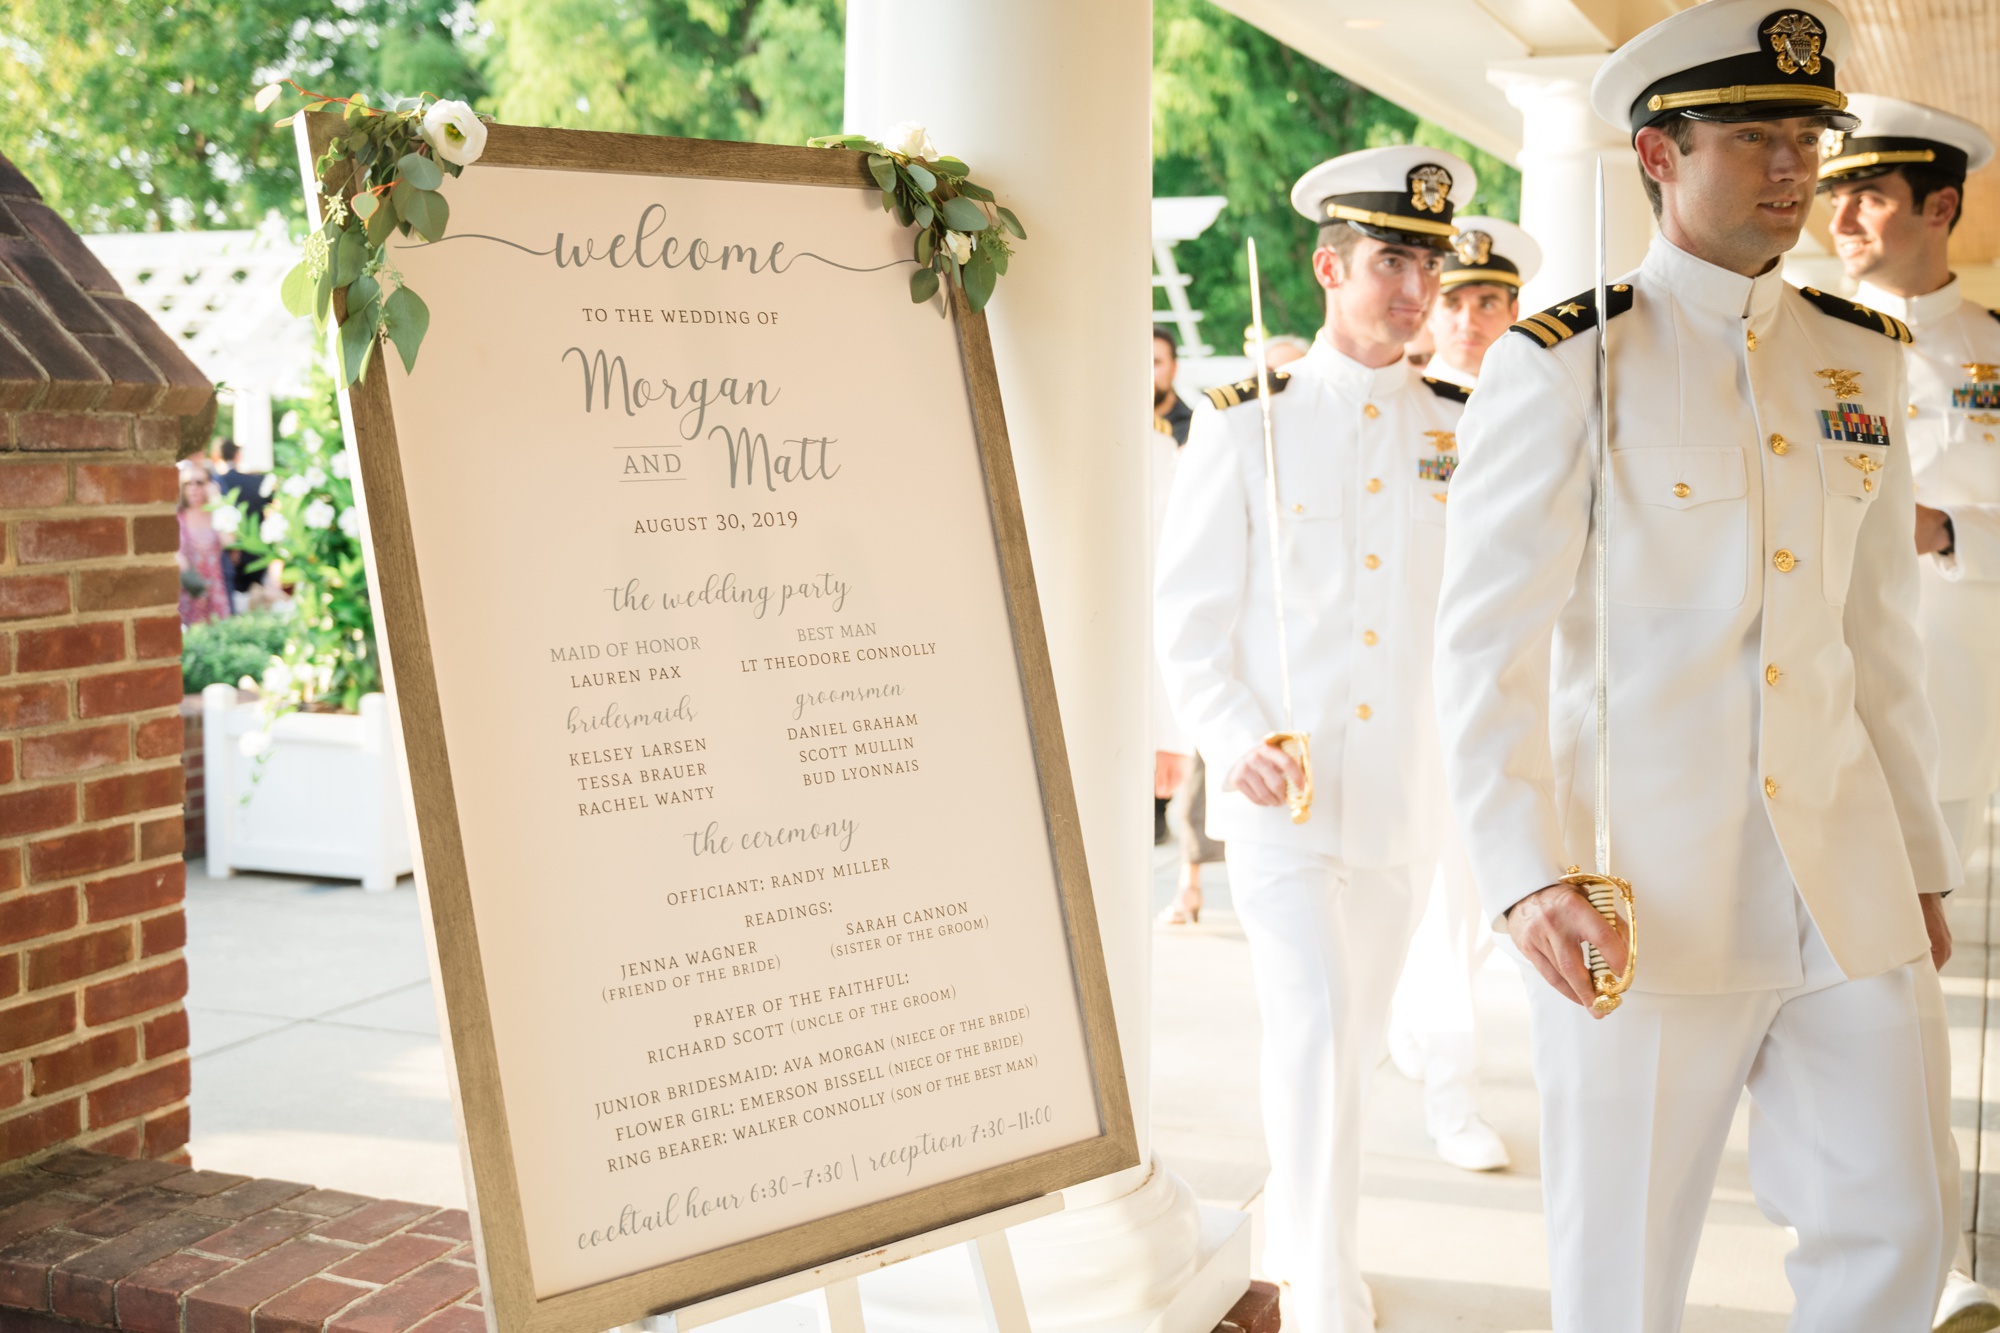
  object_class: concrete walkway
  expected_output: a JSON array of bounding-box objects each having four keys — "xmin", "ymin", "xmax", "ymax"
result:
[{"xmin": 182, "ymin": 798, "xmax": 1995, "ymax": 1329}]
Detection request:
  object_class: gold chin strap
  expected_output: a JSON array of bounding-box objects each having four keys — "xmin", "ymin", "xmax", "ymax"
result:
[
  {"xmin": 1819, "ymin": 148, "xmax": 1937, "ymax": 179},
  {"xmin": 1323, "ymin": 203, "xmax": 1456, "ymax": 238},
  {"xmin": 1440, "ymin": 268, "xmax": 1523, "ymax": 289},
  {"xmin": 1647, "ymin": 83, "xmax": 1849, "ymax": 113}
]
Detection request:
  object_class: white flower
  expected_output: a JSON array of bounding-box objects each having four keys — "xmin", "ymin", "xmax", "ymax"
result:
[
  {"xmin": 422, "ymin": 100, "xmax": 487, "ymax": 167},
  {"xmin": 260, "ymin": 513, "xmax": 289, "ymax": 544},
  {"xmin": 209, "ymin": 505, "xmax": 241, "ymax": 536},
  {"xmin": 303, "ymin": 465, "xmax": 327, "ymax": 490},
  {"xmin": 946, "ymin": 230, "xmax": 972, "ymax": 264},
  {"xmin": 329, "ymin": 450, "xmax": 351, "ymax": 480},
  {"xmin": 277, "ymin": 410, "xmax": 300, "ymax": 437},
  {"xmin": 337, "ymin": 507, "xmax": 361, "ymax": 538},
  {"xmin": 259, "ymin": 473, "xmax": 277, "ymax": 498},
  {"xmin": 260, "ymin": 660, "xmax": 294, "ymax": 697},
  {"xmin": 281, "ymin": 474, "xmax": 310, "ymax": 499},
  {"xmin": 883, "ymin": 121, "xmax": 937, "ymax": 161},
  {"xmin": 303, "ymin": 429, "xmax": 323, "ymax": 451},
  {"xmin": 303, "ymin": 499, "xmax": 336, "ymax": 530}
]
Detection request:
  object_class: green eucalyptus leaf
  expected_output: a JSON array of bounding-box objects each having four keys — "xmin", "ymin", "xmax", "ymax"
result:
[
  {"xmin": 894, "ymin": 198, "xmax": 913, "ymax": 228},
  {"xmin": 343, "ymin": 100, "xmax": 368, "ymax": 126},
  {"xmin": 352, "ymin": 191, "xmax": 379, "ymax": 220},
  {"xmin": 881, "ymin": 189, "xmax": 896, "ymax": 214},
  {"xmin": 934, "ymin": 156, "xmax": 969, "ymax": 176},
  {"xmin": 988, "ymin": 244, "xmax": 1009, "ymax": 276},
  {"xmin": 313, "ymin": 263, "xmax": 335, "ymax": 328},
  {"xmin": 909, "ymin": 267, "xmax": 940, "ymax": 304},
  {"xmin": 347, "ymin": 273, "xmax": 382, "ymax": 313},
  {"xmin": 331, "ymin": 225, "xmax": 366, "ymax": 285},
  {"xmin": 392, "ymin": 179, "xmax": 449, "ymax": 242},
  {"xmin": 365, "ymin": 196, "xmax": 397, "ymax": 246},
  {"xmin": 337, "ymin": 302, "xmax": 381, "ymax": 385},
  {"xmin": 963, "ymin": 252, "xmax": 997, "ymax": 310},
  {"xmin": 396, "ymin": 152, "xmax": 442, "ymax": 190},
  {"xmin": 914, "ymin": 230, "xmax": 934, "ymax": 265},
  {"xmin": 997, "ymin": 206, "xmax": 1026, "ymax": 239},
  {"xmin": 279, "ymin": 260, "xmax": 314, "ymax": 318},
  {"xmin": 940, "ymin": 196, "xmax": 988, "ymax": 232},
  {"xmin": 958, "ymin": 182, "xmax": 994, "ymax": 202},
  {"xmin": 906, "ymin": 162, "xmax": 937, "ymax": 193},
  {"xmin": 867, "ymin": 154, "xmax": 896, "ymax": 192},
  {"xmin": 913, "ymin": 202, "xmax": 934, "ymax": 230},
  {"xmin": 382, "ymin": 285, "xmax": 430, "ymax": 374}
]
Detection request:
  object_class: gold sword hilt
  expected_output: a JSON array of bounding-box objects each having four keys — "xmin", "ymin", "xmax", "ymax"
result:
[
  {"xmin": 1262, "ymin": 731, "xmax": 1313, "ymax": 825},
  {"xmin": 1559, "ymin": 866, "xmax": 1636, "ymax": 1015}
]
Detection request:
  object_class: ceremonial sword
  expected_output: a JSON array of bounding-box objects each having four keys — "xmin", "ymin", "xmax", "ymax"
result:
[
  {"xmin": 1246, "ymin": 237, "xmax": 1312, "ymax": 823},
  {"xmin": 1559, "ymin": 160, "xmax": 1637, "ymax": 1014}
]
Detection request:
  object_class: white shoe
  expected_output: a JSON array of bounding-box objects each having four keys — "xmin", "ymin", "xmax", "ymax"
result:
[
  {"xmin": 1434, "ymin": 1115, "xmax": 1511, "ymax": 1172},
  {"xmin": 1386, "ymin": 1021, "xmax": 1425, "ymax": 1081},
  {"xmin": 1937, "ymin": 1271, "xmax": 2000, "ymax": 1333}
]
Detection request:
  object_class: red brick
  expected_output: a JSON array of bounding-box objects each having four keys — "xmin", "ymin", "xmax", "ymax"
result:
[
  {"xmin": 314, "ymin": 1200, "xmax": 439, "ymax": 1247},
  {"xmin": 77, "ymin": 665, "xmax": 179, "ymax": 718},
  {"xmin": 74, "ymin": 463, "xmax": 174, "ymax": 506},
  {"xmin": 16, "ymin": 412, "xmax": 130, "ymax": 453},
  {"xmin": 28, "ymin": 823, "xmax": 132, "ymax": 882},
  {"xmin": 326, "ymin": 1230, "xmax": 451, "ymax": 1283},
  {"xmin": 0, "ymin": 1096, "xmax": 79, "ymax": 1163},
  {"xmin": 0, "ymin": 464, "xmax": 65, "ymax": 510},
  {"xmin": 76, "ymin": 567, "xmax": 176, "ymax": 614},
  {"xmin": 156, "ymin": 1169, "xmax": 248, "ymax": 1199},
  {"xmin": 134, "ymin": 616, "xmax": 180, "ymax": 663},
  {"xmin": 0, "ymin": 956, "xmax": 18, "ymax": 1001},
  {"xmin": 143, "ymin": 1103, "xmax": 188, "ymax": 1157},
  {"xmin": 26, "ymin": 925, "xmax": 132, "ymax": 990},
  {"xmin": 199, "ymin": 1207, "xmax": 316, "ymax": 1260},
  {"xmin": 134, "ymin": 417, "xmax": 184, "ymax": 452},
  {"xmin": 0, "ymin": 682, "xmax": 65, "ymax": 731},
  {"xmin": 404, "ymin": 1211, "xmax": 469, "ymax": 1244},
  {"xmin": 0, "ymin": 886, "xmax": 75, "ymax": 945},
  {"xmin": 54, "ymin": 1153, "xmax": 182, "ymax": 1195},
  {"xmin": 282, "ymin": 1189, "xmax": 369, "ymax": 1219},
  {"xmin": 182, "ymin": 1236, "xmax": 347, "ymax": 1333},
  {"xmin": 86, "ymin": 863, "xmax": 182, "ymax": 922},
  {"xmin": 85, "ymin": 1057, "xmax": 186, "ymax": 1125},
  {"xmin": 0, "ymin": 742, "xmax": 14, "ymax": 785},
  {"xmin": 68, "ymin": 1186, "xmax": 192, "ymax": 1239},
  {"xmin": 21, "ymin": 722, "xmax": 126, "ymax": 777},
  {"xmin": 0, "ymin": 576, "xmax": 69, "ymax": 622},
  {"xmin": 16, "ymin": 517, "xmax": 126, "ymax": 564},
  {"xmin": 81, "ymin": 957, "xmax": 182, "ymax": 1024},
  {"xmin": 86, "ymin": 1123, "xmax": 141, "ymax": 1157},
  {"xmin": 256, "ymin": 1274, "xmax": 374, "ymax": 1333},
  {"xmin": 82, "ymin": 766, "xmax": 180, "ymax": 821},
  {"xmin": 187, "ymin": 1178, "xmax": 311, "ymax": 1221},
  {"xmin": 0, "ymin": 1062, "xmax": 19, "ymax": 1110},
  {"xmin": 0, "ymin": 1220, "xmax": 99, "ymax": 1307},
  {"xmin": 408, "ymin": 1306, "xmax": 485, "ymax": 1333},
  {"xmin": 0, "ymin": 849, "xmax": 19, "ymax": 893},
  {"xmin": 139, "ymin": 817, "xmax": 181, "ymax": 860},
  {"xmin": 132, "ymin": 514, "xmax": 178, "ymax": 556},
  {"xmin": 326, "ymin": 1257, "xmax": 479, "ymax": 1333},
  {"xmin": 140, "ymin": 910, "xmax": 182, "ymax": 957},
  {"xmin": 135, "ymin": 713, "xmax": 181, "ymax": 757},
  {"xmin": 0, "ymin": 782, "xmax": 73, "ymax": 837},
  {"xmin": 142, "ymin": 1008, "xmax": 187, "ymax": 1060},
  {"xmin": 16, "ymin": 622, "xmax": 124, "ymax": 672},
  {"xmin": 0, "ymin": 1190, "xmax": 93, "ymax": 1251},
  {"xmin": 49, "ymin": 1208, "xmax": 226, "ymax": 1326},
  {"xmin": 0, "ymin": 992, "xmax": 73, "ymax": 1052},
  {"xmin": 31, "ymin": 1027, "xmax": 137, "ymax": 1095},
  {"xmin": 117, "ymin": 1250, "xmax": 235, "ymax": 1333},
  {"xmin": 94, "ymin": 300, "xmax": 210, "ymax": 417}
]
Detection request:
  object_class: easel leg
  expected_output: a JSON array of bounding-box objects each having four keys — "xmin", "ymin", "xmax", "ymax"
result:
[
  {"xmin": 966, "ymin": 1232, "xmax": 1032, "ymax": 1333},
  {"xmin": 819, "ymin": 1276, "xmax": 866, "ymax": 1333}
]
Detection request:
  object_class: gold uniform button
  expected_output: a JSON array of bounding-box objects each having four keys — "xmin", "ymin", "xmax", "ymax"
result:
[
  {"xmin": 1366, "ymin": 477, "xmax": 1382, "ymax": 493},
  {"xmin": 1355, "ymin": 704, "xmax": 1372, "ymax": 721},
  {"xmin": 1362, "ymin": 630, "xmax": 1378, "ymax": 646},
  {"xmin": 1293, "ymin": 503, "xmax": 1304, "ymax": 513},
  {"xmin": 1987, "ymin": 433, "xmax": 1995, "ymax": 444},
  {"xmin": 1363, "ymin": 553, "xmax": 1381, "ymax": 570},
  {"xmin": 1672, "ymin": 482, "xmax": 1691, "ymax": 498},
  {"xmin": 1773, "ymin": 548, "xmax": 1797, "ymax": 573},
  {"xmin": 1765, "ymin": 664, "xmax": 1782, "ymax": 686},
  {"xmin": 1765, "ymin": 777, "xmax": 1779, "ymax": 798},
  {"xmin": 1363, "ymin": 403, "xmax": 1379, "ymax": 419},
  {"xmin": 1769, "ymin": 433, "xmax": 1789, "ymax": 456},
  {"xmin": 1745, "ymin": 328, "xmax": 1757, "ymax": 351},
  {"xmin": 1908, "ymin": 403, "xmax": 1919, "ymax": 419}
]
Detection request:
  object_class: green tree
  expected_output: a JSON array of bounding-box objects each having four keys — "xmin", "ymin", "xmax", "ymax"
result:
[
  {"xmin": 0, "ymin": 0, "xmax": 485, "ymax": 232},
  {"xmin": 1153, "ymin": 0, "xmax": 1520, "ymax": 348}
]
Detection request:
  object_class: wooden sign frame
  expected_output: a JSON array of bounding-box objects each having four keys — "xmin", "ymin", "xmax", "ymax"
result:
[{"xmin": 292, "ymin": 115, "xmax": 1137, "ymax": 1333}]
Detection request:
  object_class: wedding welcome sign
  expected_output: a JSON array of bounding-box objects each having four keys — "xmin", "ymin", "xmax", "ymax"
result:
[{"xmin": 293, "ymin": 117, "xmax": 1136, "ymax": 1333}]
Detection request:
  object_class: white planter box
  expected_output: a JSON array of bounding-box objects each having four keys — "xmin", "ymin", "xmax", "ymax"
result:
[{"xmin": 201, "ymin": 683, "xmax": 414, "ymax": 891}]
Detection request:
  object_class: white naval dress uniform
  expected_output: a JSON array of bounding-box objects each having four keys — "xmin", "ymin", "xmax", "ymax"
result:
[
  {"xmin": 1156, "ymin": 334, "xmax": 1465, "ymax": 1333},
  {"xmin": 1436, "ymin": 235, "xmax": 1962, "ymax": 1332},
  {"xmin": 1856, "ymin": 278, "xmax": 2000, "ymax": 858}
]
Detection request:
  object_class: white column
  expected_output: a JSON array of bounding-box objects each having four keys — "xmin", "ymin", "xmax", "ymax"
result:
[
  {"xmin": 843, "ymin": 3, "xmax": 1246, "ymax": 1331},
  {"xmin": 1489, "ymin": 55, "xmax": 1656, "ymax": 313},
  {"xmin": 231, "ymin": 383, "xmax": 276, "ymax": 472}
]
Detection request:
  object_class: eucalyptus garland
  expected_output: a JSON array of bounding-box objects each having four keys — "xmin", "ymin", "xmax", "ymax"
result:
[
  {"xmin": 808, "ymin": 125, "xmax": 1025, "ymax": 311},
  {"xmin": 262, "ymin": 81, "xmax": 489, "ymax": 386}
]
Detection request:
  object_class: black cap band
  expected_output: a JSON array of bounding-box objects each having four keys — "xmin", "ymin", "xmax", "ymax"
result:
[{"xmin": 1818, "ymin": 135, "xmax": 1968, "ymax": 187}]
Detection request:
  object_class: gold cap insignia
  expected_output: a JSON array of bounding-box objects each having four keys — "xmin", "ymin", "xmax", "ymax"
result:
[
  {"xmin": 1815, "ymin": 367, "xmax": 1863, "ymax": 398},
  {"xmin": 1409, "ymin": 165, "xmax": 1453, "ymax": 214},
  {"xmin": 1450, "ymin": 229, "xmax": 1492, "ymax": 266},
  {"xmin": 1963, "ymin": 362, "xmax": 2000, "ymax": 382},
  {"xmin": 1765, "ymin": 13, "xmax": 1826, "ymax": 77},
  {"xmin": 1819, "ymin": 129, "xmax": 1845, "ymax": 162}
]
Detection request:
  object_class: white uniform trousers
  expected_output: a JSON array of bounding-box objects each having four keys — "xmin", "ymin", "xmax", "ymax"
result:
[
  {"xmin": 1227, "ymin": 841, "xmax": 1427, "ymax": 1333},
  {"xmin": 1525, "ymin": 900, "xmax": 1955, "ymax": 1333},
  {"xmin": 1388, "ymin": 827, "xmax": 1490, "ymax": 1136}
]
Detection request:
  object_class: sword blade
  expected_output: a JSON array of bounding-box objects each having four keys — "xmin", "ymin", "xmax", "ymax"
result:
[
  {"xmin": 1592, "ymin": 160, "xmax": 1613, "ymax": 878},
  {"xmin": 1247, "ymin": 238, "xmax": 1295, "ymax": 731}
]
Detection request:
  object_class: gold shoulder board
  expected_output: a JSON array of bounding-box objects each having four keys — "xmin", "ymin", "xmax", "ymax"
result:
[
  {"xmin": 1508, "ymin": 284, "xmax": 1635, "ymax": 349},
  {"xmin": 1202, "ymin": 368, "xmax": 1292, "ymax": 410},
  {"xmin": 1796, "ymin": 286, "xmax": 1913, "ymax": 343}
]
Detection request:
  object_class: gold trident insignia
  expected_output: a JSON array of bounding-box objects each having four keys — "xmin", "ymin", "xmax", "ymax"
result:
[
  {"xmin": 1962, "ymin": 362, "xmax": 2000, "ymax": 383},
  {"xmin": 1815, "ymin": 367, "xmax": 1864, "ymax": 399},
  {"xmin": 1423, "ymin": 429, "xmax": 1458, "ymax": 451}
]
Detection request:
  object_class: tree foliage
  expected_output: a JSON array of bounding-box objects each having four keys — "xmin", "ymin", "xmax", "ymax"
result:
[{"xmin": 1153, "ymin": 0, "xmax": 1521, "ymax": 348}]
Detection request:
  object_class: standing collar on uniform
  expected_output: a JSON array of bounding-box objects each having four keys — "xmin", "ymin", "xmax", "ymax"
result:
[
  {"xmin": 1640, "ymin": 233, "xmax": 1789, "ymax": 321},
  {"xmin": 1422, "ymin": 354, "xmax": 1478, "ymax": 389},
  {"xmin": 1853, "ymin": 276, "xmax": 1962, "ymax": 331},
  {"xmin": 1307, "ymin": 328, "xmax": 1412, "ymax": 398}
]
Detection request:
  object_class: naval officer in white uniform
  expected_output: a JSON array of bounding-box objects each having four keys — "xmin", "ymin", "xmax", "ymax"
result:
[
  {"xmin": 1820, "ymin": 93, "xmax": 2000, "ymax": 1333},
  {"xmin": 1156, "ymin": 143, "xmax": 1475, "ymax": 1333},
  {"xmin": 1388, "ymin": 216, "xmax": 1544, "ymax": 1174},
  {"xmin": 1435, "ymin": 4, "xmax": 1961, "ymax": 1329}
]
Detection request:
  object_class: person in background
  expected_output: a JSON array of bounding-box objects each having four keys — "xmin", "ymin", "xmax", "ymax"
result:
[
  {"xmin": 177, "ymin": 459, "xmax": 232, "ymax": 627},
  {"xmin": 1820, "ymin": 91, "xmax": 2000, "ymax": 1333},
  {"xmin": 1386, "ymin": 216, "xmax": 1544, "ymax": 1174},
  {"xmin": 211, "ymin": 439, "xmax": 269, "ymax": 601},
  {"xmin": 1402, "ymin": 322, "xmax": 1435, "ymax": 372},
  {"xmin": 1154, "ymin": 327, "xmax": 1195, "ymax": 850}
]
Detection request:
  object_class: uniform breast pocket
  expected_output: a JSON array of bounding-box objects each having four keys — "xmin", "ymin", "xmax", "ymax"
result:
[
  {"xmin": 1818, "ymin": 442, "xmax": 1887, "ymax": 603},
  {"xmin": 1409, "ymin": 484, "xmax": 1449, "ymax": 526},
  {"xmin": 1952, "ymin": 408, "xmax": 2000, "ymax": 448},
  {"xmin": 1609, "ymin": 447, "xmax": 1748, "ymax": 609}
]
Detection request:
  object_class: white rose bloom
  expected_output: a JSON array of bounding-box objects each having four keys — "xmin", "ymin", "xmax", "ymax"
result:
[
  {"xmin": 260, "ymin": 660, "xmax": 293, "ymax": 697},
  {"xmin": 303, "ymin": 499, "xmax": 336, "ymax": 530},
  {"xmin": 277, "ymin": 410, "xmax": 300, "ymax": 437},
  {"xmin": 303, "ymin": 429, "xmax": 323, "ymax": 451},
  {"xmin": 883, "ymin": 121, "xmax": 937, "ymax": 161},
  {"xmin": 947, "ymin": 230, "xmax": 973, "ymax": 264},
  {"xmin": 303, "ymin": 465, "xmax": 327, "ymax": 490},
  {"xmin": 329, "ymin": 450, "xmax": 351, "ymax": 480},
  {"xmin": 337, "ymin": 507, "xmax": 361, "ymax": 538},
  {"xmin": 260, "ymin": 514, "xmax": 289, "ymax": 544},
  {"xmin": 209, "ymin": 505, "xmax": 241, "ymax": 536},
  {"xmin": 422, "ymin": 100, "xmax": 487, "ymax": 167},
  {"xmin": 259, "ymin": 473, "xmax": 277, "ymax": 498},
  {"xmin": 281, "ymin": 474, "xmax": 310, "ymax": 498}
]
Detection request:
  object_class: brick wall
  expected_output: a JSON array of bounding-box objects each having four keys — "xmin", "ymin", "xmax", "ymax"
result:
[{"xmin": 177, "ymin": 703, "xmax": 201, "ymax": 866}]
